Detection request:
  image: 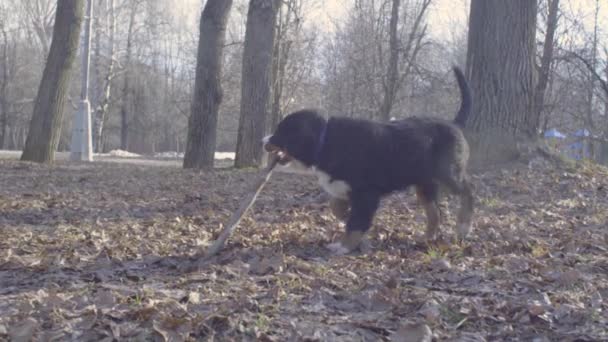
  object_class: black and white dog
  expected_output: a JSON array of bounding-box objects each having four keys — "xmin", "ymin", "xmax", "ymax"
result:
[{"xmin": 264, "ymin": 67, "xmax": 474, "ymax": 254}]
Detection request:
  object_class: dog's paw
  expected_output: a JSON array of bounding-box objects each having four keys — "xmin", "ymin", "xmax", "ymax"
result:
[{"xmin": 326, "ymin": 242, "xmax": 351, "ymax": 255}]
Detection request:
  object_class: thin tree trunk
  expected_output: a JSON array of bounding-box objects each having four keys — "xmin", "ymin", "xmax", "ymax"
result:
[
  {"xmin": 21, "ymin": 0, "xmax": 85, "ymax": 163},
  {"xmin": 0, "ymin": 26, "xmax": 9, "ymax": 149},
  {"xmin": 585, "ymin": 0, "xmax": 600, "ymax": 159},
  {"xmin": 377, "ymin": 0, "xmax": 400, "ymax": 122},
  {"xmin": 269, "ymin": 6, "xmax": 283, "ymax": 133},
  {"xmin": 183, "ymin": 0, "xmax": 233, "ymax": 169},
  {"xmin": 533, "ymin": 0, "xmax": 560, "ymax": 135},
  {"xmin": 605, "ymin": 62, "xmax": 608, "ymax": 120},
  {"xmin": 0, "ymin": 102, "xmax": 6, "ymax": 149},
  {"xmin": 235, "ymin": 0, "xmax": 280, "ymax": 168},
  {"xmin": 465, "ymin": 0, "xmax": 537, "ymax": 164},
  {"xmin": 269, "ymin": 3, "xmax": 295, "ymax": 133},
  {"xmin": 120, "ymin": 2, "xmax": 137, "ymax": 151},
  {"xmin": 0, "ymin": 108, "xmax": 6, "ymax": 149},
  {"xmin": 93, "ymin": 0, "xmax": 116, "ymax": 153}
]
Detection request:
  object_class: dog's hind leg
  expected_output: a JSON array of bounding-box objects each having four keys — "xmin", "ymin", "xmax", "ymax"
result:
[
  {"xmin": 441, "ymin": 176, "xmax": 474, "ymax": 240},
  {"xmin": 329, "ymin": 197, "xmax": 350, "ymax": 222},
  {"xmin": 455, "ymin": 179, "xmax": 474, "ymax": 239},
  {"xmin": 327, "ymin": 192, "xmax": 379, "ymax": 254},
  {"xmin": 416, "ymin": 183, "xmax": 441, "ymax": 240}
]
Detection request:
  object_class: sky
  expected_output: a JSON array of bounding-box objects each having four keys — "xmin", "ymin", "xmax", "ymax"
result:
[
  {"xmin": 174, "ymin": 0, "xmax": 607, "ymax": 44},
  {"xmin": 314, "ymin": 0, "xmax": 607, "ymax": 38},
  {"xmin": 314, "ymin": 0, "xmax": 469, "ymax": 38}
]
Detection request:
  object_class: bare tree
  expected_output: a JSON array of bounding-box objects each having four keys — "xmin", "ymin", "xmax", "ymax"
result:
[
  {"xmin": 533, "ymin": 0, "xmax": 560, "ymax": 133},
  {"xmin": 0, "ymin": 20, "xmax": 14, "ymax": 149},
  {"xmin": 321, "ymin": 0, "xmax": 431, "ymax": 121},
  {"xmin": 268, "ymin": 0, "xmax": 303, "ymax": 132},
  {"xmin": 533, "ymin": 0, "xmax": 560, "ymax": 134},
  {"xmin": 119, "ymin": 0, "xmax": 140, "ymax": 151},
  {"xmin": 585, "ymin": 0, "xmax": 600, "ymax": 158},
  {"xmin": 378, "ymin": 0, "xmax": 431, "ymax": 121},
  {"xmin": 377, "ymin": 0, "xmax": 401, "ymax": 121},
  {"xmin": 18, "ymin": 0, "xmax": 57, "ymax": 55},
  {"xmin": 571, "ymin": 52, "xmax": 608, "ymax": 103},
  {"xmin": 21, "ymin": 0, "xmax": 84, "ymax": 163},
  {"xmin": 92, "ymin": 0, "xmax": 117, "ymax": 152},
  {"xmin": 464, "ymin": 0, "xmax": 538, "ymax": 163},
  {"xmin": 235, "ymin": 0, "xmax": 280, "ymax": 168},
  {"xmin": 183, "ymin": 0, "xmax": 233, "ymax": 169}
]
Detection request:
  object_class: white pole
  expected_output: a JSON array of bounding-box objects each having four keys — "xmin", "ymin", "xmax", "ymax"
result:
[{"xmin": 70, "ymin": 0, "xmax": 94, "ymax": 161}]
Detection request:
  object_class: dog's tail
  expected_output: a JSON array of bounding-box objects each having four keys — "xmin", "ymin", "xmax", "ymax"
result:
[{"xmin": 452, "ymin": 66, "xmax": 471, "ymax": 127}]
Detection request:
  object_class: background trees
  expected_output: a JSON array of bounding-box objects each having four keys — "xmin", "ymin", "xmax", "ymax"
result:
[
  {"xmin": 183, "ymin": 0, "xmax": 233, "ymax": 169},
  {"xmin": 20, "ymin": 0, "xmax": 84, "ymax": 163},
  {"xmin": 234, "ymin": 0, "xmax": 280, "ymax": 168},
  {"xmin": 1, "ymin": 0, "xmax": 607, "ymax": 165},
  {"xmin": 464, "ymin": 0, "xmax": 538, "ymax": 164}
]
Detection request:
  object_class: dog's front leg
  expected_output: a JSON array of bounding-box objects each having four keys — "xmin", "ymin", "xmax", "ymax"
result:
[{"xmin": 327, "ymin": 192, "xmax": 379, "ymax": 255}]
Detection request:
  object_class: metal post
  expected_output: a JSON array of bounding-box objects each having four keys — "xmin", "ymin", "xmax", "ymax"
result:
[{"xmin": 70, "ymin": 0, "xmax": 94, "ymax": 161}]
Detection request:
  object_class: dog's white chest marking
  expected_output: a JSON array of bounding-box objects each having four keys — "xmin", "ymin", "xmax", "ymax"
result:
[{"xmin": 314, "ymin": 168, "xmax": 351, "ymax": 199}]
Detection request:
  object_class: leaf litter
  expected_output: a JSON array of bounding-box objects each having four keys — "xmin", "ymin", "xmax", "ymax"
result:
[{"xmin": 0, "ymin": 158, "xmax": 607, "ymax": 341}]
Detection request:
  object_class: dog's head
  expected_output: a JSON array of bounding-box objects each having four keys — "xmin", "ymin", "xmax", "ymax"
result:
[{"xmin": 263, "ymin": 110, "xmax": 326, "ymax": 168}]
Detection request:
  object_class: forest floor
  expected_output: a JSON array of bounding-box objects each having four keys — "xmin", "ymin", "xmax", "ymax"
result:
[{"xmin": 0, "ymin": 154, "xmax": 607, "ymax": 341}]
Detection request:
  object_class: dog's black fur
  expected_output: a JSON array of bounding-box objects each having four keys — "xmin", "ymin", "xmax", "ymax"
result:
[{"xmin": 265, "ymin": 67, "xmax": 474, "ymax": 253}]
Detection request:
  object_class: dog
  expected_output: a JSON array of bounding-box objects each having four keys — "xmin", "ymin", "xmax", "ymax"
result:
[{"xmin": 264, "ymin": 67, "xmax": 473, "ymax": 255}]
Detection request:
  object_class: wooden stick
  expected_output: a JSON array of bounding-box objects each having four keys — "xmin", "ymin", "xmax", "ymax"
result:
[{"xmin": 204, "ymin": 157, "xmax": 279, "ymax": 258}]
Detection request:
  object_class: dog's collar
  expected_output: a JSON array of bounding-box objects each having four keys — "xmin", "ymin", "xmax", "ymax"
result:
[{"xmin": 313, "ymin": 121, "xmax": 327, "ymax": 164}]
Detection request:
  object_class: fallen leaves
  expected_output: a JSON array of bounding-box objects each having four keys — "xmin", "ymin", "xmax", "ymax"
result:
[
  {"xmin": 392, "ymin": 323, "xmax": 432, "ymax": 342},
  {"xmin": 0, "ymin": 159, "xmax": 607, "ymax": 340},
  {"xmin": 9, "ymin": 317, "xmax": 38, "ymax": 342}
]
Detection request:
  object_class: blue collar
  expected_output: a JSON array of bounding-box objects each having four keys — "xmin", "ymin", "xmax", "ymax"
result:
[{"xmin": 313, "ymin": 121, "xmax": 327, "ymax": 164}]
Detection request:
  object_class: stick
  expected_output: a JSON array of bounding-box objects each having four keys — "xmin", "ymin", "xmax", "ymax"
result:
[{"xmin": 204, "ymin": 157, "xmax": 279, "ymax": 258}]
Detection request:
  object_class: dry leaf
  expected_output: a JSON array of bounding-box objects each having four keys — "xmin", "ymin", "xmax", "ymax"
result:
[
  {"xmin": 1, "ymin": 155, "xmax": 607, "ymax": 341},
  {"xmin": 391, "ymin": 323, "xmax": 432, "ymax": 342},
  {"xmin": 419, "ymin": 300, "xmax": 441, "ymax": 322},
  {"xmin": 9, "ymin": 317, "xmax": 38, "ymax": 342}
]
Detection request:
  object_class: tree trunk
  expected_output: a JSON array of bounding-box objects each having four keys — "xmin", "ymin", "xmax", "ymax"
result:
[
  {"xmin": 269, "ymin": 6, "xmax": 284, "ymax": 134},
  {"xmin": 0, "ymin": 105, "xmax": 6, "ymax": 149},
  {"xmin": 183, "ymin": 0, "xmax": 233, "ymax": 169},
  {"xmin": 0, "ymin": 99, "xmax": 6, "ymax": 150},
  {"xmin": 235, "ymin": 0, "xmax": 280, "ymax": 168},
  {"xmin": 120, "ymin": 2, "xmax": 137, "ymax": 151},
  {"xmin": 377, "ymin": 0, "xmax": 400, "ymax": 122},
  {"xmin": 93, "ymin": 0, "xmax": 116, "ymax": 153},
  {"xmin": 0, "ymin": 26, "xmax": 9, "ymax": 149},
  {"xmin": 605, "ymin": 63, "xmax": 608, "ymax": 119},
  {"xmin": 465, "ymin": 0, "xmax": 537, "ymax": 164},
  {"xmin": 21, "ymin": 0, "xmax": 84, "ymax": 163},
  {"xmin": 533, "ymin": 0, "xmax": 560, "ymax": 135},
  {"xmin": 585, "ymin": 0, "xmax": 600, "ymax": 160}
]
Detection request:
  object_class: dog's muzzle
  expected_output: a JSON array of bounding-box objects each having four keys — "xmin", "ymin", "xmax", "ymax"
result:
[{"xmin": 263, "ymin": 136, "xmax": 291, "ymax": 165}]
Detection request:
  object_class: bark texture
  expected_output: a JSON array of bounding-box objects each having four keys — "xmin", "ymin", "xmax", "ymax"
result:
[
  {"xmin": 93, "ymin": 0, "xmax": 116, "ymax": 153},
  {"xmin": 0, "ymin": 26, "xmax": 9, "ymax": 149},
  {"xmin": 465, "ymin": 0, "xmax": 538, "ymax": 164},
  {"xmin": 21, "ymin": 0, "xmax": 84, "ymax": 163},
  {"xmin": 377, "ymin": 0, "xmax": 400, "ymax": 122},
  {"xmin": 235, "ymin": 0, "xmax": 280, "ymax": 168},
  {"xmin": 533, "ymin": 0, "xmax": 560, "ymax": 133},
  {"xmin": 120, "ymin": 2, "xmax": 137, "ymax": 151},
  {"xmin": 183, "ymin": 0, "xmax": 233, "ymax": 169}
]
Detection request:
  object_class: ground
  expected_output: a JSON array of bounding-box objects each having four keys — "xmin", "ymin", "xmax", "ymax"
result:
[{"xmin": 0, "ymin": 153, "xmax": 607, "ymax": 341}]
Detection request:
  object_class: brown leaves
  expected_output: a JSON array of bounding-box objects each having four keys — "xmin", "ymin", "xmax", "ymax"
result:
[
  {"xmin": 392, "ymin": 323, "xmax": 432, "ymax": 342},
  {"xmin": 9, "ymin": 318, "xmax": 38, "ymax": 342},
  {"xmin": 248, "ymin": 253, "xmax": 284, "ymax": 275},
  {"xmin": 1, "ymin": 159, "xmax": 608, "ymax": 340}
]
